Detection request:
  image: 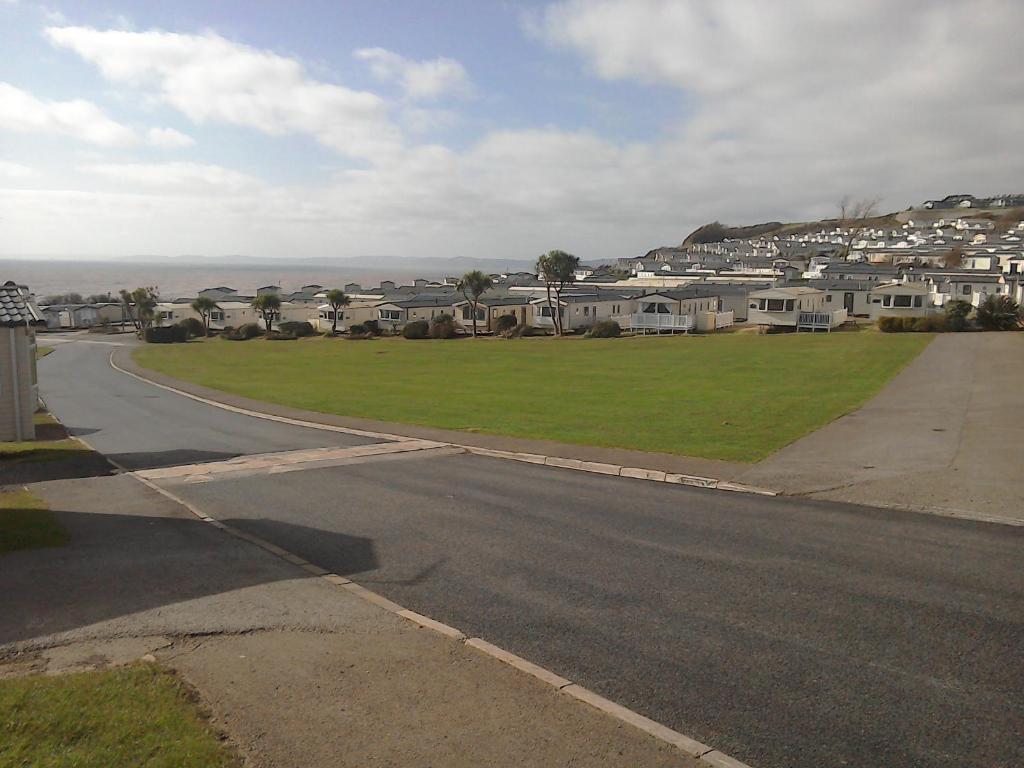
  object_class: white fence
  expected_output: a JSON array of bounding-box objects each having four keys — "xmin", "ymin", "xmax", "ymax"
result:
[
  {"xmin": 712, "ymin": 311, "xmax": 734, "ymax": 329},
  {"xmin": 612, "ymin": 313, "xmax": 695, "ymax": 332},
  {"xmin": 797, "ymin": 308, "xmax": 848, "ymax": 331}
]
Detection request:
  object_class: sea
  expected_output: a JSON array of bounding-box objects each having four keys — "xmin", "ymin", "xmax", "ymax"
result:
[{"xmin": 0, "ymin": 259, "xmax": 453, "ymax": 301}]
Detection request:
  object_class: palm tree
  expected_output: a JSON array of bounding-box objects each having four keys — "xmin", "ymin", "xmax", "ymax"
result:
[
  {"xmin": 191, "ymin": 296, "xmax": 218, "ymax": 337},
  {"xmin": 536, "ymin": 250, "xmax": 578, "ymax": 335},
  {"xmin": 325, "ymin": 289, "xmax": 350, "ymax": 335},
  {"xmin": 456, "ymin": 270, "xmax": 493, "ymax": 337},
  {"xmin": 252, "ymin": 293, "xmax": 282, "ymax": 336},
  {"xmin": 974, "ymin": 294, "xmax": 1021, "ymax": 331}
]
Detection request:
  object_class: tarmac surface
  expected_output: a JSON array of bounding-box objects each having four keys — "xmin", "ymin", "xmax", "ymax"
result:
[{"xmin": 38, "ymin": 336, "xmax": 382, "ymax": 470}]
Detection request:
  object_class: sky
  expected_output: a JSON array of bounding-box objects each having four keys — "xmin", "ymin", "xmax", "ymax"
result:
[{"xmin": 1, "ymin": 0, "xmax": 1021, "ymax": 261}]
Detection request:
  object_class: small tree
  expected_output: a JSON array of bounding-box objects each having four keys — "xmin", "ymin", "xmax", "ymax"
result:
[
  {"xmin": 974, "ymin": 294, "xmax": 1020, "ymax": 331},
  {"xmin": 191, "ymin": 296, "xmax": 218, "ymax": 337},
  {"xmin": 944, "ymin": 299, "xmax": 972, "ymax": 332},
  {"xmin": 942, "ymin": 244, "xmax": 964, "ymax": 269},
  {"xmin": 456, "ymin": 270, "xmax": 493, "ymax": 338},
  {"xmin": 325, "ymin": 289, "xmax": 350, "ymax": 335},
  {"xmin": 837, "ymin": 196, "xmax": 880, "ymax": 258},
  {"xmin": 252, "ymin": 293, "xmax": 282, "ymax": 336},
  {"xmin": 119, "ymin": 287, "xmax": 159, "ymax": 335},
  {"xmin": 536, "ymin": 250, "xmax": 579, "ymax": 335}
]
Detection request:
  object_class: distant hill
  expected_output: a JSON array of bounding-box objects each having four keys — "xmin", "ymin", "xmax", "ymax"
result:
[{"xmin": 681, "ymin": 203, "xmax": 1024, "ymax": 246}]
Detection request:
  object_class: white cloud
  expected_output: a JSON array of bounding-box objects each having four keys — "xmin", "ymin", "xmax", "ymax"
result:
[
  {"xmin": 353, "ymin": 47, "xmax": 471, "ymax": 101},
  {"xmin": 0, "ymin": 81, "xmax": 138, "ymax": 146},
  {"xmin": 0, "ymin": 160, "xmax": 35, "ymax": 179},
  {"xmin": 538, "ymin": 0, "xmax": 1024, "ymax": 223},
  {"xmin": 45, "ymin": 26, "xmax": 403, "ymax": 161},
  {"xmin": 78, "ymin": 161, "xmax": 261, "ymax": 192},
  {"xmin": 146, "ymin": 126, "xmax": 194, "ymax": 148}
]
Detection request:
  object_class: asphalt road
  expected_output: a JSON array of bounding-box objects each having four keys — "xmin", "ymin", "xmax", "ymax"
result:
[
  {"xmin": 165, "ymin": 455, "xmax": 1024, "ymax": 768},
  {"xmin": 36, "ymin": 334, "xmax": 1024, "ymax": 768},
  {"xmin": 38, "ymin": 336, "xmax": 380, "ymax": 469}
]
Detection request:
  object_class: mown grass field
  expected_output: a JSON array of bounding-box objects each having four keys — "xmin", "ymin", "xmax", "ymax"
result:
[
  {"xmin": 134, "ymin": 331, "xmax": 931, "ymax": 462},
  {"xmin": 0, "ymin": 665, "xmax": 236, "ymax": 768}
]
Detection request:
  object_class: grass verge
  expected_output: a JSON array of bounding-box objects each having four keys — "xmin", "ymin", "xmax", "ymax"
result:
[
  {"xmin": 0, "ymin": 487, "xmax": 69, "ymax": 554},
  {"xmin": 0, "ymin": 413, "xmax": 90, "ymax": 465},
  {"xmin": 134, "ymin": 331, "xmax": 932, "ymax": 462},
  {"xmin": 0, "ymin": 664, "xmax": 236, "ymax": 768}
]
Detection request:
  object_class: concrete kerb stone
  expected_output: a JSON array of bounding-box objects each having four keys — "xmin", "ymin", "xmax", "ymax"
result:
[
  {"xmin": 560, "ymin": 684, "xmax": 717, "ymax": 760},
  {"xmin": 397, "ymin": 609, "xmax": 467, "ymax": 640},
  {"xmin": 464, "ymin": 637, "xmax": 573, "ymax": 690}
]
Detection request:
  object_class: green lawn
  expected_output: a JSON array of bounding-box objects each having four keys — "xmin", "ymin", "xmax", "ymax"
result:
[
  {"xmin": 0, "ymin": 665, "xmax": 236, "ymax": 768},
  {"xmin": 0, "ymin": 487, "xmax": 69, "ymax": 554},
  {"xmin": 134, "ymin": 332, "xmax": 932, "ymax": 462}
]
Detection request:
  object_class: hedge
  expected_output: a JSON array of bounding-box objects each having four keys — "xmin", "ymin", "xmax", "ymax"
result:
[{"xmin": 144, "ymin": 325, "xmax": 188, "ymax": 343}]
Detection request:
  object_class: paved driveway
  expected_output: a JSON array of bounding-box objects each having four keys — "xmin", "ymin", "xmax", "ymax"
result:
[{"xmin": 739, "ymin": 333, "xmax": 1024, "ymax": 523}]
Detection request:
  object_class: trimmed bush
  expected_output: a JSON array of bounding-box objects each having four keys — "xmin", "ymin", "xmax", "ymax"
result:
[
  {"xmin": 363, "ymin": 320, "xmax": 380, "ymax": 336},
  {"xmin": 429, "ymin": 313, "xmax": 457, "ymax": 339},
  {"xmin": 878, "ymin": 315, "xmax": 945, "ymax": 333},
  {"xmin": 279, "ymin": 320, "xmax": 315, "ymax": 337},
  {"xmin": 347, "ymin": 323, "xmax": 367, "ymax": 336},
  {"xmin": 238, "ymin": 322, "xmax": 262, "ymax": 339},
  {"xmin": 589, "ymin": 319, "xmax": 621, "ymax": 338},
  {"xmin": 912, "ymin": 315, "xmax": 946, "ymax": 333},
  {"xmin": 177, "ymin": 317, "xmax": 205, "ymax": 338},
  {"xmin": 402, "ymin": 320, "xmax": 430, "ymax": 339},
  {"xmin": 494, "ymin": 314, "xmax": 518, "ymax": 334},
  {"xmin": 143, "ymin": 325, "xmax": 188, "ymax": 343},
  {"xmin": 265, "ymin": 331, "xmax": 297, "ymax": 340}
]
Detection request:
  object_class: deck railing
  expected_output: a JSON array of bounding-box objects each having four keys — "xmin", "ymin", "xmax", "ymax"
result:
[{"xmin": 612, "ymin": 313, "xmax": 695, "ymax": 331}]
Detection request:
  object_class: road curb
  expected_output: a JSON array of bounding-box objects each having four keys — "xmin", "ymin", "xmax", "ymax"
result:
[
  {"xmin": 109, "ymin": 351, "xmax": 778, "ymax": 499},
  {"xmin": 463, "ymin": 446, "xmax": 776, "ymax": 496}
]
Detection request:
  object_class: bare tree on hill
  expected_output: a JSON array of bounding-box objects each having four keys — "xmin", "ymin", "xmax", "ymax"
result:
[{"xmin": 837, "ymin": 196, "xmax": 881, "ymax": 257}]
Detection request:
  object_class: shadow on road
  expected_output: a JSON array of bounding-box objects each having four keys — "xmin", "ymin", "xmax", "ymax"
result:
[{"xmin": 0, "ymin": 506, "xmax": 378, "ymax": 646}]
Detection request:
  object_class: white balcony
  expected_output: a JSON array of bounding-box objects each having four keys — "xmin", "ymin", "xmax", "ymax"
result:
[
  {"xmin": 797, "ymin": 308, "xmax": 847, "ymax": 332},
  {"xmin": 612, "ymin": 313, "xmax": 694, "ymax": 333}
]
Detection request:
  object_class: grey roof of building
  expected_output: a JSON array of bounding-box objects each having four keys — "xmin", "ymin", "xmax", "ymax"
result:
[
  {"xmin": 822, "ymin": 262, "xmax": 899, "ymax": 274},
  {"xmin": 389, "ymin": 296, "xmax": 458, "ymax": 309},
  {"xmin": 807, "ymin": 279, "xmax": 876, "ymax": 291},
  {"xmin": 0, "ymin": 282, "xmax": 46, "ymax": 327}
]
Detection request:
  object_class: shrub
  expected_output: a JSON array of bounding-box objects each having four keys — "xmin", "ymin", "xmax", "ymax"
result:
[
  {"xmin": 912, "ymin": 315, "xmax": 946, "ymax": 332},
  {"xmin": 402, "ymin": 320, "xmax": 430, "ymax": 339},
  {"xmin": 265, "ymin": 331, "xmax": 297, "ymax": 340},
  {"xmin": 877, "ymin": 316, "xmax": 900, "ymax": 332},
  {"xmin": 279, "ymin": 320, "xmax": 315, "ymax": 337},
  {"xmin": 363, "ymin": 320, "xmax": 380, "ymax": 336},
  {"xmin": 974, "ymin": 294, "xmax": 1021, "ymax": 331},
  {"xmin": 944, "ymin": 299, "xmax": 972, "ymax": 332},
  {"xmin": 494, "ymin": 313, "xmax": 518, "ymax": 334},
  {"xmin": 429, "ymin": 313, "xmax": 457, "ymax": 339},
  {"xmin": 573, "ymin": 325, "xmax": 592, "ymax": 336},
  {"xmin": 143, "ymin": 325, "xmax": 188, "ymax": 343},
  {"xmin": 589, "ymin": 319, "xmax": 621, "ymax": 338},
  {"xmin": 238, "ymin": 322, "xmax": 262, "ymax": 339},
  {"xmin": 177, "ymin": 317, "xmax": 205, "ymax": 338},
  {"xmin": 347, "ymin": 323, "xmax": 367, "ymax": 336}
]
